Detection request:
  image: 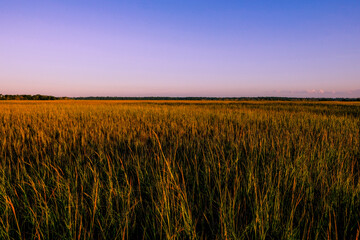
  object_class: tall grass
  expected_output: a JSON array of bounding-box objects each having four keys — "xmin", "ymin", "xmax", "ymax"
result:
[{"xmin": 0, "ymin": 100, "xmax": 359, "ymax": 239}]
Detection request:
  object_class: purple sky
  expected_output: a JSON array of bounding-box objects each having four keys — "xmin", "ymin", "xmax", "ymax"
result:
[{"xmin": 1, "ymin": 1, "xmax": 360, "ymax": 97}]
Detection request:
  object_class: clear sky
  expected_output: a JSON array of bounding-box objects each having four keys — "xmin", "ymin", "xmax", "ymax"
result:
[{"xmin": 1, "ymin": 0, "xmax": 359, "ymax": 97}]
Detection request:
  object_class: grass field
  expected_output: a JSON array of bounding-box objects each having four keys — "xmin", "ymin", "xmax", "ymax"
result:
[{"xmin": 0, "ymin": 100, "xmax": 359, "ymax": 239}]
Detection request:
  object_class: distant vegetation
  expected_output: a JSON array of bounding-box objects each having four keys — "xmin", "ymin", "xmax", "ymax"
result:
[
  {"xmin": 75, "ymin": 96, "xmax": 360, "ymax": 101},
  {"xmin": 0, "ymin": 100, "xmax": 359, "ymax": 239},
  {"xmin": 1, "ymin": 94, "xmax": 360, "ymax": 101},
  {"xmin": 0, "ymin": 94, "xmax": 68, "ymax": 100}
]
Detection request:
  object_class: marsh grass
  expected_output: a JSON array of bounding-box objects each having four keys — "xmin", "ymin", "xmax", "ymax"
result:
[{"xmin": 0, "ymin": 100, "xmax": 359, "ymax": 239}]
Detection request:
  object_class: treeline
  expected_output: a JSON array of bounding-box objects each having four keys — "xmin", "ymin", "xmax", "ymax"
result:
[
  {"xmin": 0, "ymin": 94, "xmax": 68, "ymax": 100},
  {"xmin": 1, "ymin": 95, "xmax": 359, "ymax": 101},
  {"xmin": 75, "ymin": 96, "xmax": 360, "ymax": 101}
]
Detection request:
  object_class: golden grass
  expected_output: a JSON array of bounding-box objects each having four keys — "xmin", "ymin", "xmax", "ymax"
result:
[{"xmin": 0, "ymin": 100, "xmax": 359, "ymax": 239}]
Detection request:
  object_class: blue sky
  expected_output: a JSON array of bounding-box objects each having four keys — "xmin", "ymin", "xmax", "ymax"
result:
[{"xmin": 1, "ymin": 0, "xmax": 359, "ymax": 97}]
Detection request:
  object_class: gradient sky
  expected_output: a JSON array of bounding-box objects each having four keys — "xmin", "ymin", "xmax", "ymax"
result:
[{"xmin": 1, "ymin": 0, "xmax": 360, "ymax": 97}]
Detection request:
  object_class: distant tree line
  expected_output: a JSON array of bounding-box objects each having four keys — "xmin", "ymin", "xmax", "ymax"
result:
[
  {"xmin": 0, "ymin": 94, "xmax": 68, "ymax": 100},
  {"xmin": 74, "ymin": 96, "xmax": 360, "ymax": 101},
  {"xmin": 1, "ymin": 94, "xmax": 359, "ymax": 101}
]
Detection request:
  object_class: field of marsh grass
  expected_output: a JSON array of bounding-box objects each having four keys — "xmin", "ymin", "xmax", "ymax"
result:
[{"xmin": 0, "ymin": 100, "xmax": 359, "ymax": 239}]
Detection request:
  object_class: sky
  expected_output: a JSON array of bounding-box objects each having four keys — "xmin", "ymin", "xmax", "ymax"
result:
[{"xmin": 0, "ymin": 0, "xmax": 360, "ymax": 98}]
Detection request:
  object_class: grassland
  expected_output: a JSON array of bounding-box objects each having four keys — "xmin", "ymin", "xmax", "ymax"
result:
[{"xmin": 0, "ymin": 100, "xmax": 359, "ymax": 239}]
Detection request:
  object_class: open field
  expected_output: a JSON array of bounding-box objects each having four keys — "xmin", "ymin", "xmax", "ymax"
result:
[{"xmin": 0, "ymin": 100, "xmax": 359, "ymax": 239}]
